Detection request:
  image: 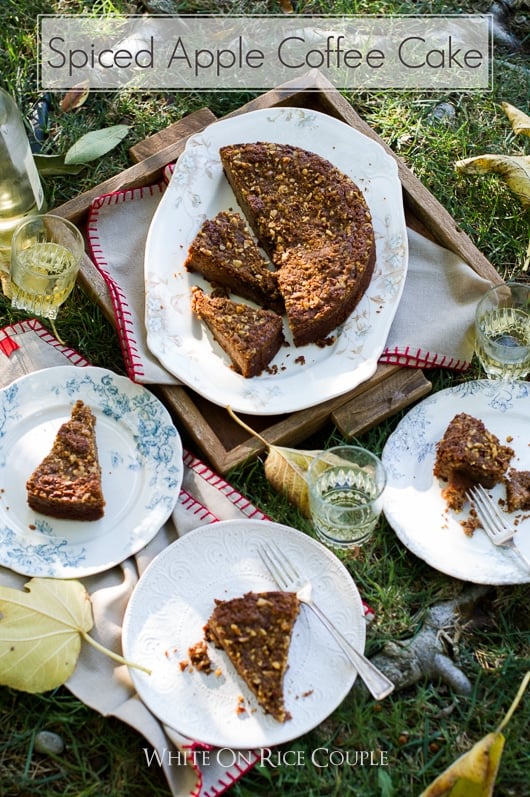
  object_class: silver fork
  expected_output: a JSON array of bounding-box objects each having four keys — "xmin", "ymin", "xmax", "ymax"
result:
[
  {"xmin": 258, "ymin": 541, "xmax": 394, "ymax": 700},
  {"xmin": 467, "ymin": 485, "xmax": 530, "ymax": 572}
]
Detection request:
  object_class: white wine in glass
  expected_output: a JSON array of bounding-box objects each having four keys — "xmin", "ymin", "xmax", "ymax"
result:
[{"xmin": 10, "ymin": 215, "xmax": 84, "ymax": 320}]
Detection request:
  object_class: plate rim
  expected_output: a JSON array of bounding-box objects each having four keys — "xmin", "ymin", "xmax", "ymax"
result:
[
  {"xmin": 144, "ymin": 105, "xmax": 408, "ymax": 416},
  {"xmin": 382, "ymin": 378, "xmax": 530, "ymax": 585},
  {"xmin": 122, "ymin": 517, "xmax": 366, "ymax": 748},
  {"xmin": 0, "ymin": 364, "xmax": 183, "ymax": 578}
]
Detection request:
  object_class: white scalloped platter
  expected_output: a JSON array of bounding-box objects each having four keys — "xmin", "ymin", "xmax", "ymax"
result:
[
  {"xmin": 382, "ymin": 380, "xmax": 530, "ymax": 585},
  {"xmin": 145, "ymin": 106, "xmax": 407, "ymax": 415},
  {"xmin": 122, "ymin": 519, "xmax": 366, "ymax": 749},
  {"xmin": 0, "ymin": 366, "xmax": 183, "ymax": 578}
]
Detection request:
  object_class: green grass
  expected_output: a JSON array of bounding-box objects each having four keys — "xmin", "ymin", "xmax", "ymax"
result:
[{"xmin": 1, "ymin": 0, "xmax": 530, "ymax": 795}]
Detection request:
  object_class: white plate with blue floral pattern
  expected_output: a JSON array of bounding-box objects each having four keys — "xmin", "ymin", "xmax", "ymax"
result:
[
  {"xmin": 0, "ymin": 366, "xmax": 183, "ymax": 578},
  {"xmin": 144, "ymin": 106, "xmax": 408, "ymax": 415},
  {"xmin": 122, "ymin": 519, "xmax": 366, "ymax": 749},
  {"xmin": 382, "ymin": 380, "xmax": 530, "ymax": 585}
]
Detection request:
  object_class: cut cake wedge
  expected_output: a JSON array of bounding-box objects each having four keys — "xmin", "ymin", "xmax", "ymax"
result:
[
  {"xmin": 433, "ymin": 412, "xmax": 514, "ymax": 511},
  {"xmin": 205, "ymin": 590, "xmax": 300, "ymax": 722},
  {"xmin": 26, "ymin": 399, "xmax": 106, "ymax": 521},
  {"xmin": 191, "ymin": 286, "xmax": 284, "ymax": 378},
  {"xmin": 184, "ymin": 210, "xmax": 283, "ymax": 313}
]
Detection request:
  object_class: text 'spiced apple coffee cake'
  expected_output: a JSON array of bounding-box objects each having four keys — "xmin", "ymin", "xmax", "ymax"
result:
[
  {"xmin": 205, "ymin": 590, "xmax": 300, "ymax": 722},
  {"xmin": 433, "ymin": 412, "xmax": 514, "ymax": 511},
  {"xmin": 191, "ymin": 286, "xmax": 284, "ymax": 378},
  {"xmin": 219, "ymin": 141, "xmax": 376, "ymax": 346},
  {"xmin": 26, "ymin": 400, "xmax": 106, "ymax": 521},
  {"xmin": 183, "ymin": 210, "xmax": 284, "ymax": 313}
]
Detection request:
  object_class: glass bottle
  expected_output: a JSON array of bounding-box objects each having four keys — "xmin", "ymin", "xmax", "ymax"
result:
[{"xmin": 0, "ymin": 86, "xmax": 45, "ymax": 294}]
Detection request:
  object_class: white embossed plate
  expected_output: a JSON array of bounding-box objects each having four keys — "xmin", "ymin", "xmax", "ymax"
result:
[
  {"xmin": 145, "ymin": 106, "xmax": 407, "ymax": 415},
  {"xmin": 122, "ymin": 519, "xmax": 366, "ymax": 748},
  {"xmin": 382, "ymin": 380, "xmax": 530, "ymax": 585},
  {"xmin": 0, "ymin": 366, "xmax": 183, "ymax": 578}
]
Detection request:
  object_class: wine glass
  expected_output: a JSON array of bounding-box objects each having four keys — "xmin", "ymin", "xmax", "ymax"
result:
[{"xmin": 9, "ymin": 214, "xmax": 84, "ymax": 320}]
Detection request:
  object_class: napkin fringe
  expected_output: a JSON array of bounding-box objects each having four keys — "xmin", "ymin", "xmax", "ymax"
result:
[
  {"xmin": 87, "ymin": 184, "xmax": 167, "ymax": 382},
  {"xmin": 380, "ymin": 345, "xmax": 470, "ymax": 371},
  {"xmin": 183, "ymin": 450, "xmax": 269, "ymax": 520},
  {"xmin": 0, "ymin": 318, "xmax": 90, "ymax": 367}
]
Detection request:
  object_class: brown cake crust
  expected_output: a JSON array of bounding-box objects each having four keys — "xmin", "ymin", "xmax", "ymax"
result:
[
  {"xmin": 26, "ymin": 400, "xmax": 106, "ymax": 521},
  {"xmin": 505, "ymin": 469, "xmax": 530, "ymax": 513},
  {"xmin": 220, "ymin": 141, "xmax": 376, "ymax": 346},
  {"xmin": 183, "ymin": 210, "xmax": 283, "ymax": 313},
  {"xmin": 433, "ymin": 412, "xmax": 514, "ymax": 511},
  {"xmin": 191, "ymin": 286, "xmax": 284, "ymax": 378},
  {"xmin": 205, "ymin": 590, "xmax": 300, "ymax": 722}
]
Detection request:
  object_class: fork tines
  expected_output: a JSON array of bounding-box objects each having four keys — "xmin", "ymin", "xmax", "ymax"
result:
[
  {"xmin": 259, "ymin": 541, "xmax": 301, "ymax": 592},
  {"xmin": 467, "ymin": 484, "xmax": 515, "ymax": 543}
]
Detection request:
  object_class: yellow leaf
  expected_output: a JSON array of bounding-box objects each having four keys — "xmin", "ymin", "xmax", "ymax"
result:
[
  {"xmin": 455, "ymin": 154, "xmax": 530, "ymax": 208},
  {"xmin": 264, "ymin": 445, "xmax": 323, "ymax": 516},
  {"xmin": 419, "ymin": 671, "xmax": 530, "ymax": 797},
  {"xmin": 0, "ymin": 578, "xmax": 93, "ymax": 693},
  {"xmin": 227, "ymin": 406, "xmax": 322, "ymax": 516},
  {"xmin": 501, "ymin": 102, "xmax": 530, "ymax": 137},
  {"xmin": 419, "ymin": 732, "xmax": 504, "ymax": 797},
  {"xmin": 0, "ymin": 578, "xmax": 151, "ymax": 693}
]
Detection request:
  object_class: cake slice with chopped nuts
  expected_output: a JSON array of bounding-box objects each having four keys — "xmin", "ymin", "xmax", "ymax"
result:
[
  {"xmin": 191, "ymin": 286, "xmax": 284, "ymax": 378},
  {"xmin": 184, "ymin": 210, "xmax": 283, "ymax": 313},
  {"xmin": 433, "ymin": 412, "xmax": 514, "ymax": 512},
  {"xmin": 220, "ymin": 141, "xmax": 376, "ymax": 346},
  {"xmin": 26, "ymin": 400, "xmax": 106, "ymax": 521},
  {"xmin": 205, "ymin": 590, "xmax": 300, "ymax": 722}
]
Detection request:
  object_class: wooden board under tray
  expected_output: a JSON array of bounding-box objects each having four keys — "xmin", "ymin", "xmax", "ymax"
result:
[{"xmin": 53, "ymin": 71, "xmax": 501, "ymax": 474}]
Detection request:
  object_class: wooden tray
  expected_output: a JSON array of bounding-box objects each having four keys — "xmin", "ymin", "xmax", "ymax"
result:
[{"xmin": 54, "ymin": 72, "xmax": 501, "ymax": 474}]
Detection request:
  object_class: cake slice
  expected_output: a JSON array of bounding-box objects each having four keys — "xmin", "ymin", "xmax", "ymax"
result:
[
  {"xmin": 191, "ymin": 286, "xmax": 284, "ymax": 378},
  {"xmin": 205, "ymin": 590, "xmax": 300, "ymax": 722},
  {"xmin": 26, "ymin": 400, "xmax": 106, "ymax": 521},
  {"xmin": 220, "ymin": 141, "xmax": 376, "ymax": 346},
  {"xmin": 505, "ymin": 469, "xmax": 530, "ymax": 513},
  {"xmin": 183, "ymin": 210, "xmax": 283, "ymax": 312},
  {"xmin": 433, "ymin": 412, "xmax": 514, "ymax": 511}
]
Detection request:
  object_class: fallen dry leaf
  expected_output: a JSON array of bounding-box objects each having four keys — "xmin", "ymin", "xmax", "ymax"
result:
[
  {"xmin": 60, "ymin": 81, "xmax": 90, "ymax": 112},
  {"xmin": 501, "ymin": 102, "xmax": 530, "ymax": 138},
  {"xmin": 419, "ymin": 670, "xmax": 529, "ymax": 797},
  {"xmin": 455, "ymin": 154, "xmax": 530, "ymax": 209},
  {"xmin": 227, "ymin": 407, "xmax": 322, "ymax": 516}
]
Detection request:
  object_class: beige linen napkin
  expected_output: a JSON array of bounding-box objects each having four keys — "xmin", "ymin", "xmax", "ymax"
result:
[
  {"xmin": 381, "ymin": 228, "xmax": 491, "ymax": 370},
  {"xmin": 86, "ymin": 181, "xmax": 492, "ymax": 386},
  {"xmin": 0, "ymin": 323, "xmax": 272, "ymax": 797}
]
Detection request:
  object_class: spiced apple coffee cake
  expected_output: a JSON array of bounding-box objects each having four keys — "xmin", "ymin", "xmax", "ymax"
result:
[
  {"xmin": 183, "ymin": 210, "xmax": 283, "ymax": 313},
  {"xmin": 433, "ymin": 412, "xmax": 514, "ymax": 512},
  {"xmin": 191, "ymin": 286, "xmax": 284, "ymax": 378},
  {"xmin": 204, "ymin": 590, "xmax": 300, "ymax": 722},
  {"xmin": 220, "ymin": 141, "xmax": 376, "ymax": 347},
  {"xmin": 26, "ymin": 400, "xmax": 106, "ymax": 521}
]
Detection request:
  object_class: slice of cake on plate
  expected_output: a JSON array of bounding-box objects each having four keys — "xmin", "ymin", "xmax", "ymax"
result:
[
  {"xmin": 190, "ymin": 286, "xmax": 284, "ymax": 378},
  {"xmin": 505, "ymin": 469, "xmax": 530, "ymax": 513},
  {"xmin": 26, "ymin": 400, "xmax": 106, "ymax": 521},
  {"xmin": 433, "ymin": 412, "xmax": 514, "ymax": 511},
  {"xmin": 183, "ymin": 210, "xmax": 283, "ymax": 313},
  {"xmin": 220, "ymin": 141, "xmax": 376, "ymax": 346},
  {"xmin": 205, "ymin": 590, "xmax": 300, "ymax": 722}
]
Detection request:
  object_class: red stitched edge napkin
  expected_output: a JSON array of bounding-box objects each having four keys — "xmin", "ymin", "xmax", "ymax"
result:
[{"xmin": 86, "ymin": 177, "xmax": 492, "ymax": 386}]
